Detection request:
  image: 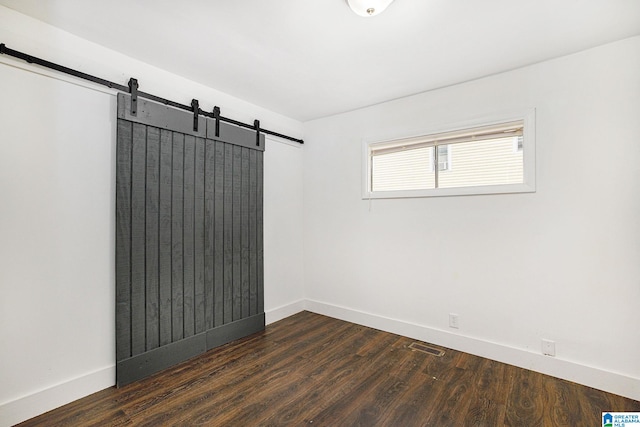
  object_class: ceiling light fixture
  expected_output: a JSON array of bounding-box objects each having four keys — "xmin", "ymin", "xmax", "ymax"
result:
[{"xmin": 346, "ymin": 0, "xmax": 395, "ymax": 17}]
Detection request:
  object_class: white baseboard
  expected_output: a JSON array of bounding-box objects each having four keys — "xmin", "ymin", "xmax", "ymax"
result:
[
  {"xmin": 265, "ymin": 299, "xmax": 306, "ymax": 325},
  {"xmin": 305, "ymin": 299, "xmax": 640, "ymax": 401},
  {"xmin": 2, "ymin": 303, "xmax": 305, "ymax": 426},
  {"xmin": 0, "ymin": 365, "xmax": 115, "ymax": 427},
  {"xmin": 4, "ymin": 300, "xmax": 637, "ymax": 426}
]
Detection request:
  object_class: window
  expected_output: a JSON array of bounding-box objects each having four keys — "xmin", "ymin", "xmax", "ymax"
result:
[
  {"xmin": 363, "ymin": 111, "xmax": 535, "ymax": 198},
  {"xmin": 513, "ymin": 135, "xmax": 523, "ymax": 152},
  {"xmin": 435, "ymin": 145, "xmax": 450, "ymax": 171}
]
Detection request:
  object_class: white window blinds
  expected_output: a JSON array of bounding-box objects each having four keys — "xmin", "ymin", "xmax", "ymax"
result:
[{"xmin": 370, "ymin": 120, "xmax": 525, "ymax": 192}]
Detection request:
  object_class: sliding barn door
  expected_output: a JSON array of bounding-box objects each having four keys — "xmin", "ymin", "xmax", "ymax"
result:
[{"xmin": 115, "ymin": 94, "xmax": 264, "ymax": 386}]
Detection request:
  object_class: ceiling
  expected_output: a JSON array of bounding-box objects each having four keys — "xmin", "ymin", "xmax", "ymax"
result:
[{"xmin": 1, "ymin": 0, "xmax": 639, "ymax": 122}]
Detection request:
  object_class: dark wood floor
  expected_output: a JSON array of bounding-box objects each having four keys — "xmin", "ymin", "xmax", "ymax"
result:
[{"xmin": 19, "ymin": 311, "xmax": 639, "ymax": 426}]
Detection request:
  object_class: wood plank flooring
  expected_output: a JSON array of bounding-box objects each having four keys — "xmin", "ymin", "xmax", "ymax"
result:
[{"xmin": 18, "ymin": 311, "xmax": 640, "ymax": 426}]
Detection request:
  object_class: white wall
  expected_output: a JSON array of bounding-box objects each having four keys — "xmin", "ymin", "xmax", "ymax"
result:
[
  {"xmin": 1, "ymin": 3, "xmax": 638, "ymax": 424},
  {"xmin": 0, "ymin": 60, "xmax": 117, "ymax": 427},
  {"xmin": 264, "ymin": 137, "xmax": 305, "ymax": 322},
  {"xmin": 0, "ymin": 6, "xmax": 304, "ymax": 426},
  {"xmin": 303, "ymin": 36, "xmax": 640, "ymax": 400}
]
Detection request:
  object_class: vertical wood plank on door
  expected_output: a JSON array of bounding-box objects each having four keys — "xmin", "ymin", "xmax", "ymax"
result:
[
  {"xmin": 240, "ymin": 148, "xmax": 250, "ymax": 318},
  {"xmin": 248, "ymin": 150, "xmax": 257, "ymax": 316},
  {"xmin": 171, "ymin": 132, "xmax": 185, "ymax": 341},
  {"xmin": 257, "ymin": 152, "xmax": 264, "ymax": 314},
  {"xmin": 232, "ymin": 145, "xmax": 242, "ymax": 321},
  {"xmin": 223, "ymin": 143, "xmax": 234, "ymax": 324},
  {"xmin": 158, "ymin": 129, "xmax": 173, "ymax": 347},
  {"xmin": 194, "ymin": 138, "xmax": 206, "ymax": 334},
  {"xmin": 183, "ymin": 135, "xmax": 196, "ymax": 338},
  {"xmin": 213, "ymin": 141, "xmax": 225, "ymax": 327},
  {"xmin": 204, "ymin": 140, "xmax": 215, "ymax": 330},
  {"xmin": 131, "ymin": 123, "xmax": 147, "ymax": 356},
  {"xmin": 115, "ymin": 95, "xmax": 266, "ymax": 386},
  {"xmin": 145, "ymin": 126, "xmax": 160, "ymax": 351},
  {"xmin": 116, "ymin": 119, "xmax": 132, "ymax": 361}
]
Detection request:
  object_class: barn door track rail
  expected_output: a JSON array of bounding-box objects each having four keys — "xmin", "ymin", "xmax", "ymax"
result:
[{"xmin": 0, "ymin": 43, "xmax": 304, "ymax": 144}]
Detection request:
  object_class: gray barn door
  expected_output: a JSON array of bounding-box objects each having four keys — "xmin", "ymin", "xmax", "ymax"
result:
[{"xmin": 115, "ymin": 94, "xmax": 264, "ymax": 386}]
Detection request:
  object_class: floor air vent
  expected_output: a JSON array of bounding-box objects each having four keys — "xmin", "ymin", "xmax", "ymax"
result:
[{"xmin": 409, "ymin": 342, "xmax": 445, "ymax": 357}]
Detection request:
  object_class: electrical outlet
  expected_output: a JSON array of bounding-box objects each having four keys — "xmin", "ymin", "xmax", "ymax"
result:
[
  {"xmin": 542, "ymin": 339, "xmax": 556, "ymax": 356},
  {"xmin": 449, "ymin": 313, "xmax": 459, "ymax": 329}
]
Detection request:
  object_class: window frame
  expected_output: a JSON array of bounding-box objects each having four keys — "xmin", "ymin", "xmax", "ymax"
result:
[{"xmin": 361, "ymin": 109, "xmax": 536, "ymax": 199}]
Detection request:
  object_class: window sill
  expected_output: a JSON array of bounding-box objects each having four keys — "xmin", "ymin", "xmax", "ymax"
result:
[{"xmin": 363, "ymin": 182, "xmax": 536, "ymax": 199}]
